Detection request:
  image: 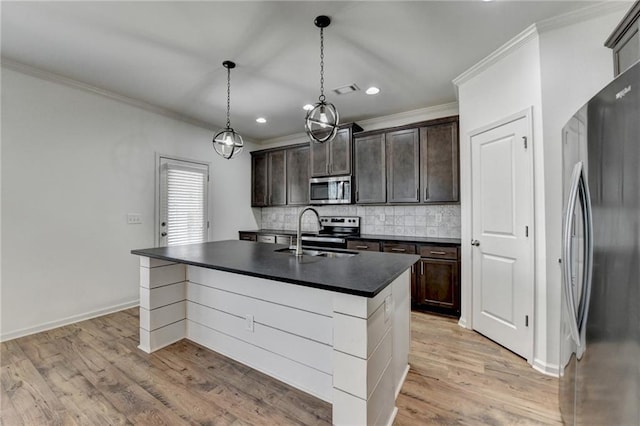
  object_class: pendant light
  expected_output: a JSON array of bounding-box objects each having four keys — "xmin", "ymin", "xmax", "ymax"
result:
[
  {"xmin": 305, "ymin": 15, "xmax": 339, "ymax": 144},
  {"xmin": 213, "ymin": 60, "xmax": 244, "ymax": 159}
]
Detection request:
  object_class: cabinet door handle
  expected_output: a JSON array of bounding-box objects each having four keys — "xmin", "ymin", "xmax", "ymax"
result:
[
  {"xmin": 430, "ymin": 251, "xmax": 447, "ymax": 255},
  {"xmin": 326, "ymin": 164, "xmax": 329, "ymax": 175},
  {"xmin": 420, "ymin": 261, "xmax": 424, "ymax": 275},
  {"xmin": 356, "ymin": 245, "xmax": 369, "ymax": 249},
  {"xmin": 391, "ymin": 248, "xmax": 406, "ymax": 252},
  {"xmin": 425, "ymin": 186, "xmax": 429, "ymax": 200}
]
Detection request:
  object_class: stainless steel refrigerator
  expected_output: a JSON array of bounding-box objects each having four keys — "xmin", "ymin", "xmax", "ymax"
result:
[{"xmin": 560, "ymin": 60, "xmax": 639, "ymax": 425}]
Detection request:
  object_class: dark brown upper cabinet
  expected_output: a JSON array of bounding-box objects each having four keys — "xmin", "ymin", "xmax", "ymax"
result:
[
  {"xmin": 286, "ymin": 145, "xmax": 310, "ymax": 205},
  {"xmin": 605, "ymin": 1, "xmax": 640, "ymax": 77},
  {"xmin": 251, "ymin": 149, "xmax": 286, "ymax": 207},
  {"xmin": 251, "ymin": 152, "xmax": 268, "ymax": 207},
  {"xmin": 354, "ymin": 133, "xmax": 386, "ymax": 204},
  {"xmin": 310, "ymin": 123, "xmax": 363, "ymax": 177},
  {"xmin": 268, "ymin": 150, "xmax": 287, "ymax": 206},
  {"xmin": 420, "ymin": 119, "xmax": 459, "ymax": 203},
  {"xmin": 386, "ymin": 128, "xmax": 420, "ymax": 203},
  {"xmin": 252, "ymin": 143, "xmax": 314, "ymax": 207},
  {"xmin": 354, "ymin": 116, "xmax": 459, "ymax": 205}
]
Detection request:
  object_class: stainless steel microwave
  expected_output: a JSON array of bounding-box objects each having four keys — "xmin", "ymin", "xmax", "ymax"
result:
[{"xmin": 309, "ymin": 176, "xmax": 352, "ymax": 204}]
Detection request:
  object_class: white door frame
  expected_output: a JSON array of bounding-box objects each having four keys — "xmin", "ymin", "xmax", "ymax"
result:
[
  {"xmin": 461, "ymin": 107, "xmax": 536, "ymax": 363},
  {"xmin": 154, "ymin": 153, "xmax": 212, "ymax": 246}
]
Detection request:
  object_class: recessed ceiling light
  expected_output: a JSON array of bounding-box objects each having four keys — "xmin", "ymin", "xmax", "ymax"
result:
[
  {"xmin": 256, "ymin": 117, "xmax": 267, "ymax": 124},
  {"xmin": 303, "ymin": 104, "xmax": 314, "ymax": 111},
  {"xmin": 365, "ymin": 87, "xmax": 380, "ymax": 95}
]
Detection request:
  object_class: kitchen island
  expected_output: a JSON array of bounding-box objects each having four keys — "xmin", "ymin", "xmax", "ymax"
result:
[{"xmin": 131, "ymin": 240, "xmax": 418, "ymax": 426}]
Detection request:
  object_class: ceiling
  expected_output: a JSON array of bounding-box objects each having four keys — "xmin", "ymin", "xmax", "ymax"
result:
[{"xmin": 1, "ymin": 1, "xmax": 605, "ymax": 142}]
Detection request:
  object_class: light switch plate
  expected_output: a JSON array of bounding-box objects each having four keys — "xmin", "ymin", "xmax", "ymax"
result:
[{"xmin": 127, "ymin": 213, "xmax": 142, "ymax": 224}]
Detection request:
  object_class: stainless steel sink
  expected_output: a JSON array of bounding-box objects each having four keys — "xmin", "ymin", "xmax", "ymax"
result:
[{"xmin": 274, "ymin": 248, "xmax": 358, "ymax": 258}]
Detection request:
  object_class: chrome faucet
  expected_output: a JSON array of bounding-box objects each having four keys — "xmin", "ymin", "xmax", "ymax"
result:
[{"xmin": 296, "ymin": 207, "xmax": 323, "ymax": 256}]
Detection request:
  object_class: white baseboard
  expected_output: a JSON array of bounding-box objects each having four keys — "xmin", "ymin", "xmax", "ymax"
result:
[
  {"xmin": 532, "ymin": 358, "xmax": 560, "ymax": 377},
  {"xmin": 458, "ymin": 316, "xmax": 469, "ymax": 329},
  {"xmin": 395, "ymin": 364, "xmax": 410, "ymax": 399},
  {"xmin": 0, "ymin": 299, "xmax": 139, "ymax": 342}
]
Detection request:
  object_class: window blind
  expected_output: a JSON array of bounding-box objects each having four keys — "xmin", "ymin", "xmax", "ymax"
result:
[{"xmin": 159, "ymin": 159, "xmax": 208, "ymax": 246}]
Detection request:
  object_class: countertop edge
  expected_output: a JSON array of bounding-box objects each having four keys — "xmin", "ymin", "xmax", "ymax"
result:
[{"xmin": 131, "ymin": 248, "xmax": 419, "ymax": 298}]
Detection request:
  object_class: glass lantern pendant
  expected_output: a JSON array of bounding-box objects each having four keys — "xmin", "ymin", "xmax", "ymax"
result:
[
  {"xmin": 213, "ymin": 60, "xmax": 244, "ymax": 159},
  {"xmin": 305, "ymin": 15, "xmax": 339, "ymax": 144}
]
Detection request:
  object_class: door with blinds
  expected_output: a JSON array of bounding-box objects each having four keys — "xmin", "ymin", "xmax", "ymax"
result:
[{"xmin": 158, "ymin": 156, "xmax": 209, "ymax": 246}]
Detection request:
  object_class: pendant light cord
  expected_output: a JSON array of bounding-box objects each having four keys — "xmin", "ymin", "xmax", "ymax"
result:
[
  {"xmin": 226, "ymin": 65, "xmax": 231, "ymax": 129},
  {"xmin": 319, "ymin": 27, "xmax": 325, "ymax": 102}
]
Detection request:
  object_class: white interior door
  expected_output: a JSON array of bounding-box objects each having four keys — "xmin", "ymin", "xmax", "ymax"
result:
[{"xmin": 471, "ymin": 113, "xmax": 533, "ymax": 360}]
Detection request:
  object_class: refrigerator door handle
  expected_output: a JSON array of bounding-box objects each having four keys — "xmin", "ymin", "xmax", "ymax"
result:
[
  {"xmin": 577, "ymin": 167, "xmax": 594, "ymax": 350},
  {"xmin": 562, "ymin": 162, "xmax": 583, "ymax": 347}
]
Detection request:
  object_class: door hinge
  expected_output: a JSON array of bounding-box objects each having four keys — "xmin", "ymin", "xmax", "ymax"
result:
[
  {"xmin": 525, "ymin": 315, "xmax": 529, "ymax": 327},
  {"xmin": 523, "ymin": 136, "xmax": 528, "ymax": 149},
  {"xmin": 525, "ymin": 226, "xmax": 529, "ymax": 237}
]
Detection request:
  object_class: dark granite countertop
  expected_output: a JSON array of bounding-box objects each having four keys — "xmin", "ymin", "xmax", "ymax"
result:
[
  {"xmin": 131, "ymin": 240, "xmax": 419, "ymax": 298},
  {"xmin": 239, "ymin": 229, "xmax": 461, "ymax": 246}
]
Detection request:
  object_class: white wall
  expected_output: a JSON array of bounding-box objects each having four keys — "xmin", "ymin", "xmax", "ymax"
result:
[
  {"xmin": 1, "ymin": 67, "xmax": 259, "ymax": 340},
  {"xmin": 456, "ymin": 31, "xmax": 545, "ymax": 351},
  {"xmin": 537, "ymin": 9, "xmax": 626, "ymax": 372}
]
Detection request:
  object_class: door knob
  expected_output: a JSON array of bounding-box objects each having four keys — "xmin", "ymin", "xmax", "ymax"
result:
[
  {"xmin": 161, "ymin": 232, "xmax": 167, "ymax": 237},
  {"xmin": 471, "ymin": 239, "xmax": 480, "ymax": 246}
]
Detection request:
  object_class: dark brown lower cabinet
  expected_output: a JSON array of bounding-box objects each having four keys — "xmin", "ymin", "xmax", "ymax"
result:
[
  {"xmin": 413, "ymin": 257, "xmax": 460, "ymax": 317},
  {"xmin": 239, "ymin": 232, "xmax": 257, "ymax": 242}
]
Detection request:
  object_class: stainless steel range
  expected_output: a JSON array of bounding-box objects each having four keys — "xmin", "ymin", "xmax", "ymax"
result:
[{"xmin": 301, "ymin": 216, "xmax": 360, "ymax": 249}]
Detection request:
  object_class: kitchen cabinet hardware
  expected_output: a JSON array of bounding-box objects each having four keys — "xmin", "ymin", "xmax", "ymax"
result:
[
  {"xmin": 161, "ymin": 232, "xmax": 167, "ymax": 237},
  {"xmin": 420, "ymin": 262, "xmax": 424, "ymax": 275},
  {"xmin": 356, "ymin": 245, "xmax": 369, "ymax": 249},
  {"xmin": 471, "ymin": 240, "xmax": 480, "ymax": 246},
  {"xmin": 391, "ymin": 248, "xmax": 406, "ymax": 252},
  {"xmin": 430, "ymin": 251, "xmax": 447, "ymax": 255}
]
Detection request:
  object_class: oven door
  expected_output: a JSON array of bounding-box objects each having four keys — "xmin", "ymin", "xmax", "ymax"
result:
[{"xmin": 309, "ymin": 176, "xmax": 351, "ymax": 204}]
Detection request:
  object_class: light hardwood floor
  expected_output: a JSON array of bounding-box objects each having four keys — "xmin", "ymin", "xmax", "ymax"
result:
[{"xmin": 1, "ymin": 309, "xmax": 561, "ymax": 425}]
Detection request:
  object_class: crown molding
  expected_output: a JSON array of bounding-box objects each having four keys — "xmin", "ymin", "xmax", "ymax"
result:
[
  {"xmin": 1, "ymin": 57, "xmax": 217, "ymax": 132},
  {"xmin": 452, "ymin": 24, "xmax": 539, "ymax": 96},
  {"xmin": 452, "ymin": 1, "xmax": 633, "ymax": 97},
  {"xmin": 537, "ymin": 1, "xmax": 633, "ymax": 34},
  {"xmin": 354, "ymin": 102, "xmax": 459, "ymax": 132},
  {"xmin": 258, "ymin": 102, "xmax": 459, "ymax": 147}
]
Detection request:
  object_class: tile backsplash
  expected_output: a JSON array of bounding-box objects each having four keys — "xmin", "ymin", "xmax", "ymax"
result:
[{"xmin": 257, "ymin": 205, "xmax": 461, "ymax": 239}]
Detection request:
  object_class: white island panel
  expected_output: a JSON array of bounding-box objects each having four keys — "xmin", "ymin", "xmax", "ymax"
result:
[{"xmin": 135, "ymin": 256, "xmax": 411, "ymax": 426}]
